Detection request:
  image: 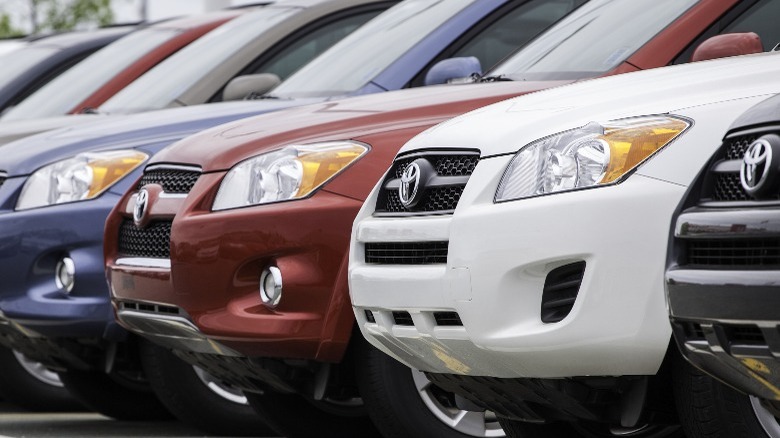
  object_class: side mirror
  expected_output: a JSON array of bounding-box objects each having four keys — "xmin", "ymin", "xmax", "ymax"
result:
[
  {"xmin": 424, "ymin": 57, "xmax": 482, "ymax": 86},
  {"xmin": 223, "ymin": 73, "xmax": 281, "ymax": 101},
  {"xmin": 691, "ymin": 32, "xmax": 763, "ymax": 62}
]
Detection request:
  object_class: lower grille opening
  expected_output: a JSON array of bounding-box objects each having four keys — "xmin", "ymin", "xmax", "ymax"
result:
[
  {"xmin": 727, "ymin": 325, "xmax": 765, "ymax": 345},
  {"xmin": 118, "ymin": 219, "xmax": 172, "ymax": 259},
  {"xmin": 365, "ymin": 242, "xmax": 448, "ymax": 265},
  {"xmin": 118, "ymin": 300, "xmax": 181, "ymax": 316},
  {"xmin": 392, "ymin": 311, "xmax": 414, "ymax": 326},
  {"xmin": 364, "ymin": 310, "xmax": 376, "ymax": 323},
  {"xmin": 685, "ymin": 238, "xmax": 780, "ymax": 267},
  {"xmin": 682, "ymin": 321, "xmax": 706, "ymax": 341},
  {"xmin": 434, "ymin": 312, "xmax": 463, "ymax": 326},
  {"xmin": 540, "ymin": 262, "xmax": 586, "ymax": 324}
]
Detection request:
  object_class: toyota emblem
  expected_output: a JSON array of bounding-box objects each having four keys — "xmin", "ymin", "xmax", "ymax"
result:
[
  {"xmin": 741, "ymin": 139, "xmax": 772, "ymax": 195},
  {"xmin": 399, "ymin": 163, "xmax": 421, "ymax": 207},
  {"xmin": 133, "ymin": 189, "xmax": 149, "ymax": 227}
]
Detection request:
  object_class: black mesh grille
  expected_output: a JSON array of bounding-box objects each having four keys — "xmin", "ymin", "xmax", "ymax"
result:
[
  {"xmin": 713, "ymin": 173, "xmax": 750, "ymax": 202},
  {"xmin": 365, "ymin": 242, "xmax": 448, "ymax": 264},
  {"xmin": 724, "ymin": 135, "xmax": 757, "ymax": 160},
  {"xmin": 728, "ymin": 325, "xmax": 765, "ymax": 344},
  {"xmin": 137, "ymin": 168, "xmax": 200, "ymax": 194},
  {"xmin": 686, "ymin": 238, "xmax": 780, "ymax": 267},
  {"xmin": 118, "ymin": 219, "xmax": 172, "ymax": 258},
  {"xmin": 377, "ymin": 152, "xmax": 479, "ymax": 214},
  {"xmin": 541, "ymin": 262, "xmax": 586, "ymax": 324}
]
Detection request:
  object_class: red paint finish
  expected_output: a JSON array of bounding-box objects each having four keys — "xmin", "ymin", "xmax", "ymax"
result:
[
  {"xmin": 69, "ymin": 10, "xmax": 242, "ymax": 114},
  {"xmin": 106, "ymin": 0, "xmax": 757, "ymax": 368}
]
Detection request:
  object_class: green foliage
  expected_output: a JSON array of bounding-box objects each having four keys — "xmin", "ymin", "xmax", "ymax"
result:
[
  {"xmin": 0, "ymin": 13, "xmax": 24, "ymax": 38},
  {"xmin": 42, "ymin": 0, "xmax": 114, "ymax": 31}
]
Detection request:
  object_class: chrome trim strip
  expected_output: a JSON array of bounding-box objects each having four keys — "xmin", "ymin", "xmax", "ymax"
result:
[
  {"xmin": 115, "ymin": 257, "xmax": 171, "ymax": 269},
  {"xmin": 158, "ymin": 193, "xmax": 188, "ymax": 199},
  {"xmin": 145, "ymin": 164, "xmax": 202, "ymax": 172}
]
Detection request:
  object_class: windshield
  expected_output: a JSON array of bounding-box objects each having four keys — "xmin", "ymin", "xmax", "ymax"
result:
[
  {"xmin": 488, "ymin": 0, "xmax": 698, "ymax": 81},
  {"xmin": 272, "ymin": 0, "xmax": 478, "ymax": 98},
  {"xmin": 100, "ymin": 6, "xmax": 297, "ymax": 114},
  {"xmin": 0, "ymin": 47, "xmax": 58, "ymax": 88},
  {"xmin": 2, "ymin": 28, "xmax": 181, "ymax": 121}
]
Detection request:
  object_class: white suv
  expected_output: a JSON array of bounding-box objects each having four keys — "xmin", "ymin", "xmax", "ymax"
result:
[{"xmin": 349, "ymin": 52, "xmax": 780, "ymax": 436}]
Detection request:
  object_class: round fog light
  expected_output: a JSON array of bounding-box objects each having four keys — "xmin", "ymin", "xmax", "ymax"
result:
[
  {"xmin": 259, "ymin": 266, "xmax": 282, "ymax": 308},
  {"xmin": 55, "ymin": 257, "xmax": 75, "ymax": 293}
]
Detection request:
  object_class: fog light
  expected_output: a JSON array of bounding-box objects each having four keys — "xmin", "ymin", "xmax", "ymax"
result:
[
  {"xmin": 259, "ymin": 266, "xmax": 282, "ymax": 308},
  {"xmin": 55, "ymin": 257, "xmax": 75, "ymax": 293}
]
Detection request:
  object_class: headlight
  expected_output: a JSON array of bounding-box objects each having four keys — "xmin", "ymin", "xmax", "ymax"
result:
[
  {"xmin": 16, "ymin": 150, "xmax": 148, "ymax": 210},
  {"xmin": 212, "ymin": 141, "xmax": 369, "ymax": 211},
  {"xmin": 495, "ymin": 116, "xmax": 689, "ymax": 202}
]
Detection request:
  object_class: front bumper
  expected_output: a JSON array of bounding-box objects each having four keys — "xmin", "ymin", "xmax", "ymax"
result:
[
  {"xmin": 668, "ymin": 206, "xmax": 780, "ymax": 401},
  {"xmin": 350, "ymin": 156, "xmax": 681, "ymax": 378},
  {"xmin": 107, "ymin": 172, "xmax": 361, "ymax": 362},
  {"xmin": 0, "ymin": 176, "xmax": 123, "ymax": 339}
]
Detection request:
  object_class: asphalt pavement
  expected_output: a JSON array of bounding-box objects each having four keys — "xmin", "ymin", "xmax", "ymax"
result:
[{"xmin": 0, "ymin": 401, "xmax": 281, "ymax": 438}]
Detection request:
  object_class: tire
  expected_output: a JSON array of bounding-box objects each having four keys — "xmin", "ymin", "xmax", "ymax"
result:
[
  {"xmin": 57, "ymin": 367, "xmax": 172, "ymax": 421},
  {"xmin": 499, "ymin": 414, "xmax": 683, "ymax": 438},
  {"xmin": 245, "ymin": 389, "xmax": 381, "ymax": 438},
  {"xmin": 498, "ymin": 418, "xmax": 579, "ymax": 438},
  {"xmin": 355, "ymin": 338, "xmax": 505, "ymax": 438},
  {"xmin": 673, "ymin": 352, "xmax": 780, "ymax": 437},
  {"xmin": 0, "ymin": 346, "xmax": 83, "ymax": 412},
  {"xmin": 139, "ymin": 341, "xmax": 274, "ymax": 437}
]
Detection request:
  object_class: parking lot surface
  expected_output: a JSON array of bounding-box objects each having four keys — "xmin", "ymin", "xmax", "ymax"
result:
[{"xmin": 0, "ymin": 402, "xmax": 281, "ymax": 438}]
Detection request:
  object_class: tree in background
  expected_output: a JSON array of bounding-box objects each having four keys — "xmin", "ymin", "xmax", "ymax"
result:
[
  {"xmin": 0, "ymin": 0, "xmax": 114, "ymax": 37},
  {"xmin": 0, "ymin": 13, "xmax": 24, "ymax": 37}
]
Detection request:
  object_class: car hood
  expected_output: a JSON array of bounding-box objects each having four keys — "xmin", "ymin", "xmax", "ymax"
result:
[
  {"xmin": 0, "ymin": 115, "xmax": 98, "ymax": 147},
  {"xmin": 0, "ymin": 99, "xmax": 321, "ymax": 176},
  {"xmin": 151, "ymin": 80, "xmax": 575, "ymax": 172},
  {"xmin": 402, "ymin": 52, "xmax": 780, "ymax": 156}
]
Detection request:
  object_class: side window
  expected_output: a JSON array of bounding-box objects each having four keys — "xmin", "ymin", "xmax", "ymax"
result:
[
  {"xmin": 252, "ymin": 10, "xmax": 383, "ymax": 81},
  {"xmin": 722, "ymin": 0, "xmax": 780, "ymax": 51},
  {"xmin": 672, "ymin": 0, "xmax": 777, "ymax": 65},
  {"xmin": 410, "ymin": 0, "xmax": 584, "ymax": 86},
  {"xmin": 451, "ymin": 0, "xmax": 584, "ymax": 71}
]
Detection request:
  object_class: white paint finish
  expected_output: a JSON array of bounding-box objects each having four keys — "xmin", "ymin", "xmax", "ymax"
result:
[{"xmin": 349, "ymin": 53, "xmax": 780, "ymax": 379}]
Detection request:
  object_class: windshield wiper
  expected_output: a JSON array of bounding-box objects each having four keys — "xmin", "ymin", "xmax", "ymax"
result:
[{"xmin": 478, "ymin": 74, "xmax": 513, "ymax": 83}]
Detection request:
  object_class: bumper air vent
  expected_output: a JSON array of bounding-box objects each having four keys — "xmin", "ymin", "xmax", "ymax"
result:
[
  {"xmin": 434, "ymin": 312, "xmax": 463, "ymax": 326},
  {"xmin": 540, "ymin": 262, "xmax": 586, "ymax": 324},
  {"xmin": 365, "ymin": 242, "xmax": 448, "ymax": 265},
  {"xmin": 392, "ymin": 311, "xmax": 414, "ymax": 326}
]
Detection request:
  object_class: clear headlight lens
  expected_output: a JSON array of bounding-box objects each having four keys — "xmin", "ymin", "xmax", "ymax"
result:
[
  {"xmin": 495, "ymin": 116, "xmax": 689, "ymax": 202},
  {"xmin": 16, "ymin": 150, "xmax": 148, "ymax": 210},
  {"xmin": 212, "ymin": 141, "xmax": 368, "ymax": 211}
]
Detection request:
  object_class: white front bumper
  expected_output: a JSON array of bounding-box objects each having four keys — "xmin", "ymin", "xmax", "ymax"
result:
[{"xmin": 350, "ymin": 155, "xmax": 681, "ymax": 378}]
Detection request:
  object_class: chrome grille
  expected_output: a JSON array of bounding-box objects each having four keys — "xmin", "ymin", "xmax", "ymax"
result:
[
  {"xmin": 118, "ymin": 220, "xmax": 172, "ymax": 259},
  {"xmin": 703, "ymin": 132, "xmax": 780, "ymax": 202},
  {"xmin": 365, "ymin": 241, "xmax": 448, "ymax": 264},
  {"xmin": 685, "ymin": 238, "xmax": 780, "ymax": 267},
  {"xmin": 137, "ymin": 167, "xmax": 200, "ymax": 194},
  {"xmin": 376, "ymin": 151, "xmax": 479, "ymax": 215}
]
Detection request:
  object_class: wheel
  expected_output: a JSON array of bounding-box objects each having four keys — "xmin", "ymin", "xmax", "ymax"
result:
[
  {"xmin": 57, "ymin": 366, "xmax": 172, "ymax": 421},
  {"xmin": 674, "ymin": 352, "xmax": 780, "ymax": 437},
  {"xmin": 245, "ymin": 389, "xmax": 382, "ymax": 438},
  {"xmin": 0, "ymin": 346, "xmax": 83, "ymax": 411},
  {"xmin": 139, "ymin": 341, "xmax": 274, "ymax": 436},
  {"xmin": 355, "ymin": 338, "xmax": 505, "ymax": 438}
]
